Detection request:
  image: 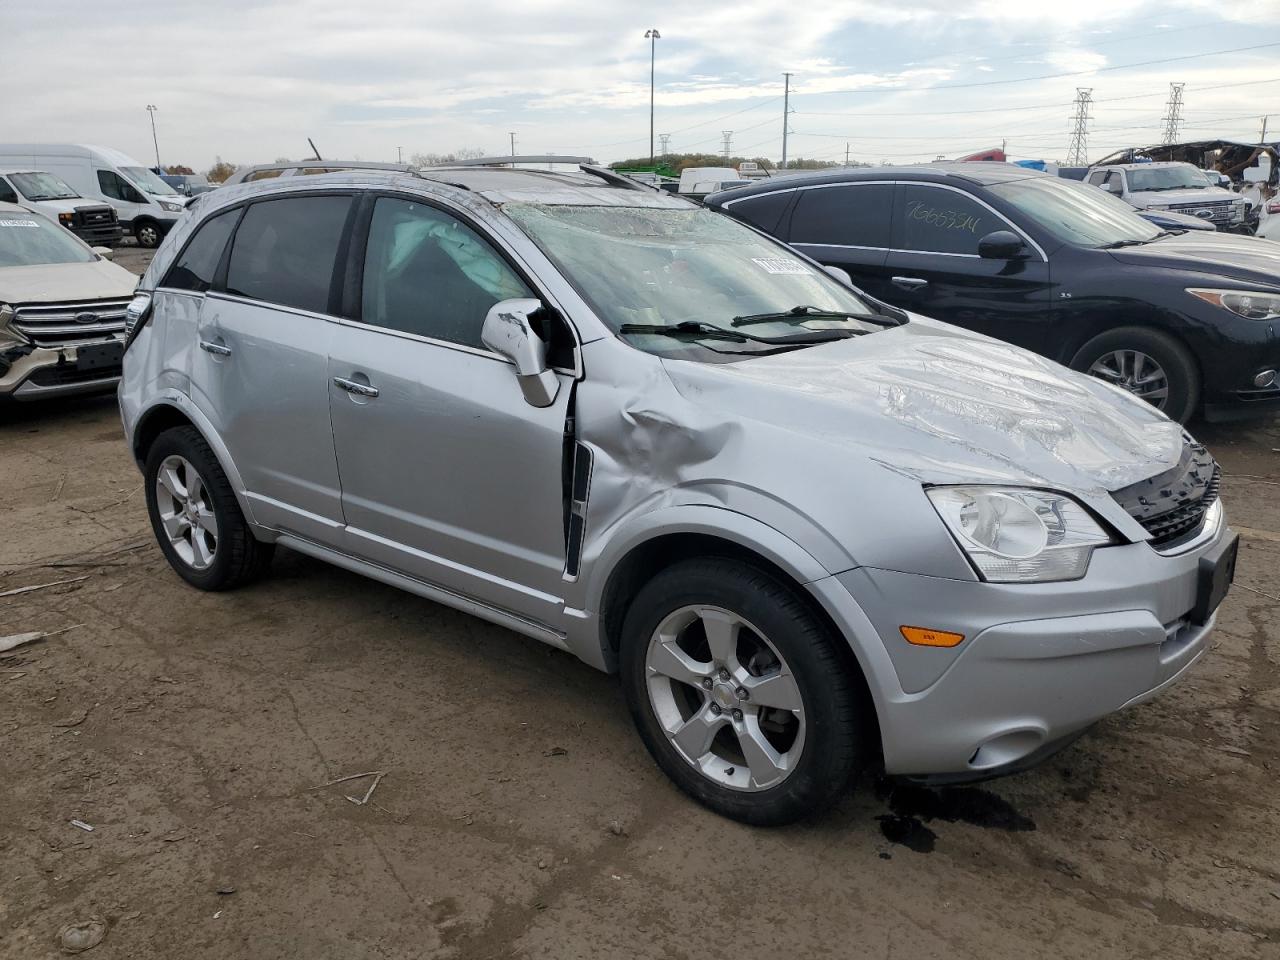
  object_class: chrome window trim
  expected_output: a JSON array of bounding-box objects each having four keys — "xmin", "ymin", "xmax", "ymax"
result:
[{"xmin": 728, "ymin": 179, "xmax": 1048, "ymax": 263}]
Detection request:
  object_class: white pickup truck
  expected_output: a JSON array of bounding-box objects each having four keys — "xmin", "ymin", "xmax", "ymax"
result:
[{"xmin": 1085, "ymin": 161, "xmax": 1248, "ymax": 231}]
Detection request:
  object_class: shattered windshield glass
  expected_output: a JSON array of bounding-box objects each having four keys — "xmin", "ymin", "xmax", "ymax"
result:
[{"xmin": 504, "ymin": 203, "xmax": 894, "ymax": 361}]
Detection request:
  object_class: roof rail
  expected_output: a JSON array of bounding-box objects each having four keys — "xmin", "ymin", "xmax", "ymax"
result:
[
  {"xmin": 577, "ymin": 164, "xmax": 654, "ymax": 192},
  {"xmin": 431, "ymin": 155, "xmax": 596, "ymax": 167}
]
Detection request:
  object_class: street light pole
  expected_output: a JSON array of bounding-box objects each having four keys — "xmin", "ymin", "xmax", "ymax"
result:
[
  {"xmin": 146, "ymin": 104, "xmax": 160, "ymax": 170},
  {"xmin": 645, "ymin": 29, "xmax": 661, "ymax": 166}
]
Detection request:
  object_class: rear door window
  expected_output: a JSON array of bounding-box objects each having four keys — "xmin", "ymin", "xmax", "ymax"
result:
[
  {"xmin": 225, "ymin": 195, "xmax": 351, "ymax": 313},
  {"xmin": 789, "ymin": 183, "xmax": 893, "ymax": 248},
  {"xmin": 893, "ymin": 183, "xmax": 1008, "ymax": 256},
  {"xmin": 725, "ymin": 190, "xmax": 795, "ymax": 236},
  {"xmin": 161, "ymin": 209, "xmax": 239, "ymax": 292},
  {"xmin": 0, "ymin": 178, "xmax": 17, "ymax": 204}
]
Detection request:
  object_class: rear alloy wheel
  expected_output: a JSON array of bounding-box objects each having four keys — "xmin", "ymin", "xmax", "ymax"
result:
[
  {"xmin": 144, "ymin": 426, "xmax": 273, "ymax": 590},
  {"xmin": 621, "ymin": 558, "xmax": 865, "ymax": 825},
  {"xmin": 1070, "ymin": 327, "xmax": 1199, "ymax": 423}
]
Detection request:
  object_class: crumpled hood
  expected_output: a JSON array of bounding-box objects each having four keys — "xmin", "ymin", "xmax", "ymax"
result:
[
  {"xmin": 0, "ymin": 259, "xmax": 137, "ymax": 304},
  {"xmin": 1108, "ymin": 231, "xmax": 1280, "ymax": 288},
  {"xmin": 662, "ymin": 318, "xmax": 1183, "ymax": 495}
]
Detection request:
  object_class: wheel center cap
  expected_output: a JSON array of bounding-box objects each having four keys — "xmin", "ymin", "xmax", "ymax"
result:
[{"xmin": 711, "ymin": 682, "xmax": 737, "ymax": 711}]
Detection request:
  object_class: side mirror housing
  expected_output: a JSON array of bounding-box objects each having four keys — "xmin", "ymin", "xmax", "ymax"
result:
[
  {"xmin": 822, "ymin": 264, "xmax": 854, "ymax": 286},
  {"xmin": 977, "ymin": 230, "xmax": 1026, "ymax": 260},
  {"xmin": 92, "ymin": 246, "xmax": 114, "ymax": 261},
  {"xmin": 481, "ymin": 298, "xmax": 559, "ymax": 408}
]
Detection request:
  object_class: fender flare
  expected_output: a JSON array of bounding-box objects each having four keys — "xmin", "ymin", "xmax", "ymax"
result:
[{"xmin": 132, "ymin": 393, "xmax": 261, "ymax": 529}]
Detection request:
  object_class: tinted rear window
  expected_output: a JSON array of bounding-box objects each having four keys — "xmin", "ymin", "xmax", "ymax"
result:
[
  {"xmin": 725, "ymin": 191, "xmax": 794, "ymax": 236},
  {"xmin": 790, "ymin": 183, "xmax": 893, "ymax": 248},
  {"xmin": 162, "ymin": 208, "xmax": 238, "ymax": 292},
  {"xmin": 225, "ymin": 196, "xmax": 351, "ymax": 313}
]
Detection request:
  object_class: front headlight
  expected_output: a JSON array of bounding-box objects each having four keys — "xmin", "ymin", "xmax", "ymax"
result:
[
  {"xmin": 158, "ymin": 200, "xmax": 183, "ymax": 212},
  {"xmin": 1147, "ymin": 204, "xmax": 1170, "ymax": 211},
  {"xmin": 926, "ymin": 486, "xmax": 1115, "ymax": 583},
  {"xmin": 1188, "ymin": 288, "xmax": 1280, "ymax": 321}
]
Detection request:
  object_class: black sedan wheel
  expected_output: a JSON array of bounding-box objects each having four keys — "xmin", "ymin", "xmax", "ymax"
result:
[{"xmin": 1071, "ymin": 327, "xmax": 1200, "ymax": 423}]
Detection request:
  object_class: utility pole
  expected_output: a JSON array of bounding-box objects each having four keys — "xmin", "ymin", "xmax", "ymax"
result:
[
  {"xmin": 1162, "ymin": 82, "xmax": 1185, "ymax": 145},
  {"xmin": 509, "ymin": 132, "xmax": 517, "ymax": 157},
  {"xmin": 780, "ymin": 72, "xmax": 792, "ymax": 170},
  {"xmin": 396, "ymin": 146, "xmax": 403, "ymax": 163},
  {"xmin": 645, "ymin": 29, "xmax": 661, "ymax": 166},
  {"xmin": 844, "ymin": 142, "xmax": 850, "ymax": 166},
  {"xmin": 145, "ymin": 104, "xmax": 160, "ymax": 169},
  {"xmin": 1066, "ymin": 88, "xmax": 1093, "ymax": 166},
  {"xmin": 659, "ymin": 133, "xmax": 671, "ymax": 158},
  {"xmin": 721, "ymin": 131, "xmax": 733, "ymax": 161},
  {"xmin": 1261, "ymin": 116, "xmax": 1270, "ymax": 143}
]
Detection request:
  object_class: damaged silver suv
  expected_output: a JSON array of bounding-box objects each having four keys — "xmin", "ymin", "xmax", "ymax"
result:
[{"xmin": 118, "ymin": 164, "xmax": 1237, "ymax": 825}]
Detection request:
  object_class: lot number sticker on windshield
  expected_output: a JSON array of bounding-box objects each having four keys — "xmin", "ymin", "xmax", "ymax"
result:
[
  {"xmin": 0, "ymin": 219, "xmax": 40, "ymax": 228},
  {"xmin": 752, "ymin": 258, "xmax": 812, "ymax": 275}
]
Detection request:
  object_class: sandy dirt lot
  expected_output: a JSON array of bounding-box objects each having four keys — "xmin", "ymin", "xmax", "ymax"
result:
[{"xmin": 2, "ymin": 243, "xmax": 1278, "ymax": 958}]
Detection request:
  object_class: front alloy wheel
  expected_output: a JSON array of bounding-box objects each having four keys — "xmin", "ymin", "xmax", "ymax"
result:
[
  {"xmin": 621, "ymin": 558, "xmax": 866, "ymax": 825},
  {"xmin": 646, "ymin": 606, "xmax": 805, "ymax": 792},
  {"xmin": 1087, "ymin": 349, "xmax": 1169, "ymax": 409}
]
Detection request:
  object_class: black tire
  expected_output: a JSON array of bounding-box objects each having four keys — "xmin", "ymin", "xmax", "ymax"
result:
[
  {"xmin": 143, "ymin": 426, "xmax": 273, "ymax": 590},
  {"xmin": 619, "ymin": 557, "xmax": 866, "ymax": 826},
  {"xmin": 134, "ymin": 219, "xmax": 161, "ymax": 248},
  {"xmin": 1069, "ymin": 326, "xmax": 1200, "ymax": 423}
]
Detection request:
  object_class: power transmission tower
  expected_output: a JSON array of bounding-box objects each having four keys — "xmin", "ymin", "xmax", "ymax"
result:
[
  {"xmin": 781, "ymin": 72, "xmax": 793, "ymax": 170},
  {"xmin": 659, "ymin": 133, "xmax": 671, "ymax": 157},
  {"xmin": 1162, "ymin": 83, "xmax": 1185, "ymax": 145},
  {"xmin": 721, "ymin": 131, "xmax": 733, "ymax": 160},
  {"xmin": 1065, "ymin": 88, "xmax": 1093, "ymax": 165}
]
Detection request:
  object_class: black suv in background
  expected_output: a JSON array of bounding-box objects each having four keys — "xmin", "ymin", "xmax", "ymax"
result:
[{"xmin": 706, "ymin": 163, "xmax": 1280, "ymax": 422}]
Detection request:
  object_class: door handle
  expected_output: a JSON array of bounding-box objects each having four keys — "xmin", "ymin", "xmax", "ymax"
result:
[
  {"xmin": 198, "ymin": 339, "xmax": 232, "ymax": 357},
  {"xmin": 891, "ymin": 276, "xmax": 928, "ymax": 291},
  {"xmin": 333, "ymin": 376, "xmax": 379, "ymax": 399}
]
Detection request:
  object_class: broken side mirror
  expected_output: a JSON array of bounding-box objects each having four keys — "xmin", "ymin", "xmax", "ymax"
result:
[
  {"xmin": 481, "ymin": 298, "xmax": 559, "ymax": 408},
  {"xmin": 977, "ymin": 230, "xmax": 1026, "ymax": 260}
]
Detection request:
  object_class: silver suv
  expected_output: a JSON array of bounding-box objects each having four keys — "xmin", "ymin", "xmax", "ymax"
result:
[{"xmin": 118, "ymin": 166, "xmax": 1237, "ymax": 824}]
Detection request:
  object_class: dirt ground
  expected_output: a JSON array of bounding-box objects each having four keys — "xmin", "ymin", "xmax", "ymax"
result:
[{"xmin": 2, "ymin": 242, "xmax": 1278, "ymax": 959}]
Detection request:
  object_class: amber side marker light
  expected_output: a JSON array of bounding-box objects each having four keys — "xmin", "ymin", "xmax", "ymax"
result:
[{"xmin": 900, "ymin": 626, "xmax": 965, "ymax": 648}]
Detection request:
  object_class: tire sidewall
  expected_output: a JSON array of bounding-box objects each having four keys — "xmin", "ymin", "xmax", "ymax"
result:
[
  {"xmin": 620, "ymin": 559, "xmax": 861, "ymax": 825},
  {"xmin": 143, "ymin": 429, "xmax": 237, "ymax": 590}
]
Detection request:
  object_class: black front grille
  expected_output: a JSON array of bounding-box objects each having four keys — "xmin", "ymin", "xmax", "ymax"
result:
[
  {"xmin": 28, "ymin": 362, "xmax": 122, "ymax": 387},
  {"xmin": 1112, "ymin": 438, "xmax": 1220, "ymax": 549}
]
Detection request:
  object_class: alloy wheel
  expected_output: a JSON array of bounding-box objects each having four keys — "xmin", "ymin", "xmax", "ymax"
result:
[
  {"xmin": 1087, "ymin": 349, "xmax": 1170, "ymax": 408},
  {"xmin": 645, "ymin": 605, "xmax": 806, "ymax": 792},
  {"xmin": 154, "ymin": 454, "xmax": 219, "ymax": 570}
]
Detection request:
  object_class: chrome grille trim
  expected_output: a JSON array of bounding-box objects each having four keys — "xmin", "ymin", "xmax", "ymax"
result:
[{"xmin": 12, "ymin": 299, "xmax": 133, "ymax": 347}]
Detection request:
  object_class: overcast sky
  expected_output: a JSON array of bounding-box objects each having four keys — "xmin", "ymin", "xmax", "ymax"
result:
[{"xmin": 4, "ymin": 1, "xmax": 1278, "ymax": 172}]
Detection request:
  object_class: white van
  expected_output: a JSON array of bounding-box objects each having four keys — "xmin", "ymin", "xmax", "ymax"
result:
[{"xmin": 0, "ymin": 145, "xmax": 187, "ymax": 247}]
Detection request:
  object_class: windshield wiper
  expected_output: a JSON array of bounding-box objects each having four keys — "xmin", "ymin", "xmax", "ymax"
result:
[
  {"xmin": 619, "ymin": 320, "xmax": 862, "ymax": 345},
  {"xmin": 1099, "ymin": 237, "xmax": 1157, "ymax": 249},
  {"xmin": 731, "ymin": 305, "xmax": 900, "ymax": 327}
]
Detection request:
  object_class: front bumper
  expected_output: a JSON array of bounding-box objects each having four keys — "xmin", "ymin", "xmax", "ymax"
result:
[
  {"xmin": 813, "ymin": 517, "xmax": 1232, "ymax": 777},
  {"xmin": 0, "ymin": 340, "xmax": 124, "ymax": 400}
]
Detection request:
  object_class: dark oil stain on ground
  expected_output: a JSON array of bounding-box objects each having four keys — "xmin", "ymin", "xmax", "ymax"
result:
[{"xmin": 873, "ymin": 778, "xmax": 1036, "ymax": 854}]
